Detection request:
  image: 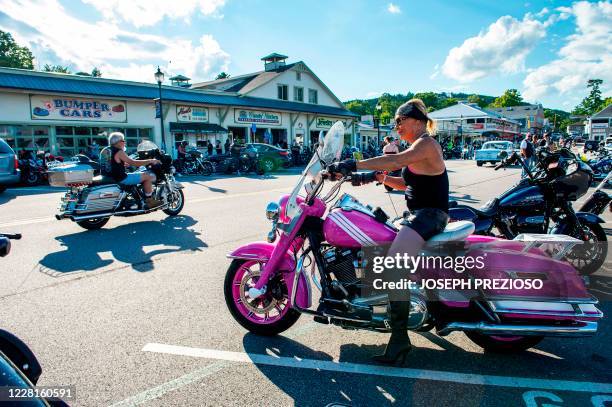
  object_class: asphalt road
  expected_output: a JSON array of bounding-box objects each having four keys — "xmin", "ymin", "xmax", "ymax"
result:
[{"xmin": 0, "ymin": 160, "xmax": 610, "ymax": 407}]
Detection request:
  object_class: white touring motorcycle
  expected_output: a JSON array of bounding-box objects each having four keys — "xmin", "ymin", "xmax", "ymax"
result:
[{"xmin": 51, "ymin": 141, "xmax": 184, "ymax": 230}]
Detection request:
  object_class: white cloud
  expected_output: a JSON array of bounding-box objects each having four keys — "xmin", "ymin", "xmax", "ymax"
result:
[
  {"xmin": 387, "ymin": 3, "xmax": 401, "ymax": 14},
  {"xmin": 430, "ymin": 64, "xmax": 440, "ymax": 80},
  {"xmin": 82, "ymin": 0, "xmax": 226, "ymax": 27},
  {"xmin": 0, "ymin": 0, "xmax": 230, "ymax": 82},
  {"xmin": 441, "ymin": 14, "xmax": 548, "ymax": 82},
  {"xmin": 522, "ymin": 1, "xmax": 612, "ymax": 103}
]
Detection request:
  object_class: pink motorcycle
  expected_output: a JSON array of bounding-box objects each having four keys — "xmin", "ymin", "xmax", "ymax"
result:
[{"xmin": 224, "ymin": 122, "xmax": 603, "ymax": 352}]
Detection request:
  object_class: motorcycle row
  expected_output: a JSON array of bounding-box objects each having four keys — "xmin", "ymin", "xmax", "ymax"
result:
[{"xmin": 0, "ymin": 123, "xmax": 607, "ymax": 402}]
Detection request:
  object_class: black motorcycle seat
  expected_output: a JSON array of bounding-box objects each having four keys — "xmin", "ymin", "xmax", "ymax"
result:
[
  {"xmin": 473, "ymin": 198, "xmax": 499, "ymax": 218},
  {"xmin": 90, "ymin": 175, "xmax": 117, "ymax": 186}
]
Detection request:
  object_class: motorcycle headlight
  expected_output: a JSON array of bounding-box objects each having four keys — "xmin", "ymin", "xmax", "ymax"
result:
[{"xmin": 266, "ymin": 201, "xmax": 280, "ymax": 221}]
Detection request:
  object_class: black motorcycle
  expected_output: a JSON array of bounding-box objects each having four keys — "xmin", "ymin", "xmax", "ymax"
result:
[
  {"xmin": 449, "ymin": 149, "xmax": 607, "ymax": 275},
  {"xmin": 579, "ymin": 170, "xmax": 611, "ymax": 215},
  {"xmin": 0, "ymin": 232, "xmax": 20, "ymax": 257},
  {"xmin": 178, "ymin": 149, "xmax": 214, "ymax": 176}
]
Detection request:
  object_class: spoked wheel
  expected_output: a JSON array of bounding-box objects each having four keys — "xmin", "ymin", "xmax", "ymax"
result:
[
  {"xmin": 25, "ymin": 172, "xmax": 40, "ymax": 186},
  {"xmin": 466, "ymin": 332, "xmax": 543, "ymax": 353},
  {"xmin": 224, "ymin": 259, "xmax": 300, "ymax": 336},
  {"xmin": 261, "ymin": 158, "xmax": 275, "ymax": 172},
  {"xmin": 563, "ymin": 223, "xmax": 607, "ymax": 275},
  {"xmin": 200, "ymin": 162, "xmax": 213, "ymax": 176},
  {"xmin": 76, "ymin": 217, "xmax": 110, "ymax": 230},
  {"xmin": 163, "ymin": 189, "xmax": 185, "ymax": 216}
]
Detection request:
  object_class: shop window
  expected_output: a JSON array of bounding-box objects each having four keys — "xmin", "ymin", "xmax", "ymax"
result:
[
  {"xmin": 277, "ymin": 84, "xmax": 288, "ymax": 100},
  {"xmin": 308, "ymin": 89, "xmax": 318, "ymax": 104},
  {"xmin": 126, "ymin": 128, "xmax": 138, "ymax": 138},
  {"xmin": 467, "ymin": 119, "xmax": 475, "ymax": 123},
  {"xmin": 476, "ymin": 118, "xmax": 485, "ymax": 123},
  {"xmin": 74, "ymin": 127, "xmax": 90, "ymax": 136},
  {"xmin": 294, "ymin": 86, "xmax": 304, "ymax": 102},
  {"xmin": 56, "ymin": 126, "xmax": 74, "ymax": 136},
  {"xmin": 139, "ymin": 128, "xmax": 152, "ymax": 140}
]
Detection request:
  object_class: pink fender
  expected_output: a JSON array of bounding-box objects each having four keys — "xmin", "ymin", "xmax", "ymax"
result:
[{"xmin": 227, "ymin": 242, "xmax": 312, "ymax": 309}]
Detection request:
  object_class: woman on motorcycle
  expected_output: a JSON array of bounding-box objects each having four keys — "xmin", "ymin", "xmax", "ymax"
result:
[
  {"xmin": 382, "ymin": 136, "xmax": 399, "ymax": 154},
  {"xmin": 329, "ymin": 99, "xmax": 448, "ymax": 364}
]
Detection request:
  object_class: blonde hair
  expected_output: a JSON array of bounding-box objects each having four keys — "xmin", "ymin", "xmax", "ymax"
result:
[{"xmin": 397, "ymin": 98, "xmax": 437, "ymax": 135}]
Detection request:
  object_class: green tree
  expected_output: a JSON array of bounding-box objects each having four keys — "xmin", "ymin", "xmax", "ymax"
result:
[
  {"xmin": 215, "ymin": 72, "xmax": 230, "ymax": 80},
  {"xmin": 467, "ymin": 94, "xmax": 487, "ymax": 108},
  {"xmin": 543, "ymin": 108, "xmax": 570, "ymax": 132},
  {"xmin": 439, "ymin": 97, "xmax": 458, "ymax": 109},
  {"xmin": 0, "ymin": 30, "xmax": 34, "ymax": 69},
  {"xmin": 573, "ymin": 79, "xmax": 605, "ymax": 115},
  {"xmin": 91, "ymin": 67, "xmax": 102, "ymax": 77},
  {"xmin": 75, "ymin": 71, "xmax": 91, "ymax": 76},
  {"xmin": 43, "ymin": 64, "xmax": 71, "ymax": 73},
  {"xmin": 489, "ymin": 89, "xmax": 523, "ymax": 108},
  {"xmin": 413, "ymin": 92, "xmax": 439, "ymax": 110}
]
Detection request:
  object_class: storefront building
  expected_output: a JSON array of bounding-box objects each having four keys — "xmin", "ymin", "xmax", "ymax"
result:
[
  {"xmin": 0, "ymin": 59, "xmax": 357, "ymax": 158},
  {"xmin": 588, "ymin": 105, "xmax": 612, "ymax": 141},
  {"xmin": 429, "ymin": 102, "xmax": 521, "ymax": 145}
]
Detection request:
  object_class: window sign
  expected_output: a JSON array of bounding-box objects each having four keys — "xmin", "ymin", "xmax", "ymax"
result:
[
  {"xmin": 30, "ymin": 95, "xmax": 127, "ymax": 122},
  {"xmin": 177, "ymin": 105, "xmax": 209, "ymax": 122},
  {"xmin": 315, "ymin": 117, "xmax": 347, "ymax": 129},
  {"xmin": 234, "ymin": 109, "xmax": 282, "ymax": 125}
]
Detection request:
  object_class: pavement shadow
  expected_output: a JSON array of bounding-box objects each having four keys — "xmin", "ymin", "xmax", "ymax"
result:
[{"xmin": 37, "ymin": 215, "xmax": 206, "ymax": 274}]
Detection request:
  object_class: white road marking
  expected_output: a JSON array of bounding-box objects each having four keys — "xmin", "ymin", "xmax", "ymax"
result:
[
  {"xmin": 142, "ymin": 343, "xmax": 612, "ymax": 394},
  {"xmin": 109, "ymin": 323, "xmax": 318, "ymax": 407}
]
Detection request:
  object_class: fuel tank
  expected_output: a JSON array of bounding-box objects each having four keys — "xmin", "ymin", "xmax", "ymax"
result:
[
  {"xmin": 323, "ymin": 207, "xmax": 396, "ymax": 248},
  {"xmin": 499, "ymin": 185, "xmax": 545, "ymax": 211}
]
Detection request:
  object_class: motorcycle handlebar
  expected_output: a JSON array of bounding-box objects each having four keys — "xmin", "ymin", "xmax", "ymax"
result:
[{"xmin": 0, "ymin": 233, "xmax": 21, "ymax": 240}]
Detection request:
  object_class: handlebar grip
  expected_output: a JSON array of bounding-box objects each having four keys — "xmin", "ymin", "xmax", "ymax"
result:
[{"xmin": 0, "ymin": 233, "xmax": 21, "ymax": 240}]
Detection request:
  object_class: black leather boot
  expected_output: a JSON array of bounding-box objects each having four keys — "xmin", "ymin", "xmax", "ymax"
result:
[{"xmin": 373, "ymin": 300, "xmax": 412, "ymax": 365}]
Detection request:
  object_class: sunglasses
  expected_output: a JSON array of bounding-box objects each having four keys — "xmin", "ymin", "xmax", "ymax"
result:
[{"xmin": 394, "ymin": 116, "xmax": 410, "ymax": 128}]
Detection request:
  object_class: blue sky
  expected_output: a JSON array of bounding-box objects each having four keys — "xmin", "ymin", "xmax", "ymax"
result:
[{"xmin": 0, "ymin": 0, "xmax": 610, "ymax": 110}]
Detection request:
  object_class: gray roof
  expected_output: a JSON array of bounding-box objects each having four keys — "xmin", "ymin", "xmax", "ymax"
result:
[
  {"xmin": 0, "ymin": 67, "xmax": 358, "ymax": 118},
  {"xmin": 592, "ymin": 104, "xmax": 612, "ymax": 118},
  {"xmin": 261, "ymin": 53, "xmax": 288, "ymax": 61},
  {"xmin": 429, "ymin": 103, "xmax": 518, "ymax": 124}
]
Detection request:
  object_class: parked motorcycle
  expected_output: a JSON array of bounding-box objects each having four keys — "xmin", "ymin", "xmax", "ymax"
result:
[
  {"xmin": 579, "ymin": 170, "xmax": 612, "ymax": 215},
  {"xmin": 52, "ymin": 140, "xmax": 184, "ymax": 230},
  {"xmin": 588, "ymin": 154, "xmax": 611, "ymax": 185},
  {"xmin": 178, "ymin": 149, "xmax": 214, "ymax": 176},
  {"xmin": 448, "ymin": 149, "xmax": 607, "ymax": 275},
  {"xmin": 224, "ymin": 122, "xmax": 602, "ymax": 353},
  {"xmin": 0, "ymin": 232, "xmax": 20, "ymax": 257}
]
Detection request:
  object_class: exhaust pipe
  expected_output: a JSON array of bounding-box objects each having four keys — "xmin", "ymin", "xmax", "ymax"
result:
[{"xmin": 437, "ymin": 321, "xmax": 598, "ymax": 337}]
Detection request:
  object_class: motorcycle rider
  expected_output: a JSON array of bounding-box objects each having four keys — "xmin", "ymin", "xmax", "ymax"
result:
[
  {"xmin": 328, "ymin": 99, "xmax": 449, "ymax": 364},
  {"xmin": 382, "ymin": 136, "xmax": 399, "ymax": 154},
  {"xmin": 106, "ymin": 132, "xmax": 163, "ymax": 208}
]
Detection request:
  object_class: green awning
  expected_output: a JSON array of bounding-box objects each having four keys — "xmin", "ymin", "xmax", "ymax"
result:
[{"xmin": 169, "ymin": 122, "xmax": 228, "ymax": 133}]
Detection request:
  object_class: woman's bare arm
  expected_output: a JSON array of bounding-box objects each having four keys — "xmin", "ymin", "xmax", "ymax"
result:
[
  {"xmin": 381, "ymin": 175, "xmax": 406, "ymax": 191},
  {"xmin": 357, "ymin": 138, "xmax": 434, "ymax": 171}
]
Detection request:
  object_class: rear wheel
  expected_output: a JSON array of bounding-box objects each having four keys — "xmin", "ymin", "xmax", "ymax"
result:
[
  {"xmin": 476, "ymin": 161, "xmax": 483, "ymax": 167},
  {"xmin": 384, "ymin": 185, "xmax": 394, "ymax": 192},
  {"xmin": 76, "ymin": 217, "xmax": 110, "ymax": 230},
  {"xmin": 466, "ymin": 332, "xmax": 543, "ymax": 352},
  {"xmin": 562, "ymin": 222, "xmax": 607, "ymax": 275},
  {"xmin": 224, "ymin": 259, "xmax": 300, "ymax": 336},
  {"xmin": 163, "ymin": 189, "xmax": 184, "ymax": 216},
  {"xmin": 0, "ymin": 186, "xmax": 5, "ymax": 194},
  {"xmin": 25, "ymin": 172, "xmax": 40, "ymax": 186}
]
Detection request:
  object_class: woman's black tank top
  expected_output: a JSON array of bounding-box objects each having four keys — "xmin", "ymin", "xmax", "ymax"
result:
[
  {"xmin": 401, "ymin": 135, "xmax": 449, "ymax": 213},
  {"xmin": 110, "ymin": 146, "xmax": 127, "ymax": 182}
]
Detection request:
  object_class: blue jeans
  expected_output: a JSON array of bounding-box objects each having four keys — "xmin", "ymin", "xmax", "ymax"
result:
[{"xmin": 522, "ymin": 157, "xmax": 533, "ymax": 178}]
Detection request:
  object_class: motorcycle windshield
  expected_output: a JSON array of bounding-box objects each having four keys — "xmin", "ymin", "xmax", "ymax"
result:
[
  {"xmin": 137, "ymin": 140, "xmax": 159, "ymax": 152},
  {"xmin": 285, "ymin": 121, "xmax": 344, "ymax": 220}
]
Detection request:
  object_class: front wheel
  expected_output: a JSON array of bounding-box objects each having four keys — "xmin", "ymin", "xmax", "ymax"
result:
[
  {"xmin": 199, "ymin": 162, "xmax": 213, "ymax": 176},
  {"xmin": 163, "ymin": 189, "xmax": 185, "ymax": 216},
  {"xmin": 384, "ymin": 185, "xmax": 394, "ymax": 192},
  {"xmin": 76, "ymin": 217, "xmax": 110, "ymax": 230},
  {"xmin": 224, "ymin": 259, "xmax": 300, "ymax": 336},
  {"xmin": 476, "ymin": 161, "xmax": 483, "ymax": 167},
  {"xmin": 466, "ymin": 332, "xmax": 543, "ymax": 353},
  {"xmin": 25, "ymin": 172, "xmax": 40, "ymax": 186},
  {"xmin": 0, "ymin": 186, "xmax": 6, "ymax": 194},
  {"xmin": 261, "ymin": 158, "xmax": 275, "ymax": 172}
]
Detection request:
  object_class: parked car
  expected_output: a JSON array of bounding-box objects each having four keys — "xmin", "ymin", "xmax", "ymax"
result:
[
  {"xmin": 0, "ymin": 139, "xmax": 20, "ymax": 193},
  {"xmin": 244, "ymin": 143, "xmax": 291, "ymax": 171},
  {"xmin": 474, "ymin": 141, "xmax": 516, "ymax": 166}
]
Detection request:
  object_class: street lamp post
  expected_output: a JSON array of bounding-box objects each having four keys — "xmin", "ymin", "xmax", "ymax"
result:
[
  {"xmin": 154, "ymin": 67, "xmax": 166, "ymax": 151},
  {"xmin": 375, "ymin": 103, "xmax": 382, "ymax": 148}
]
